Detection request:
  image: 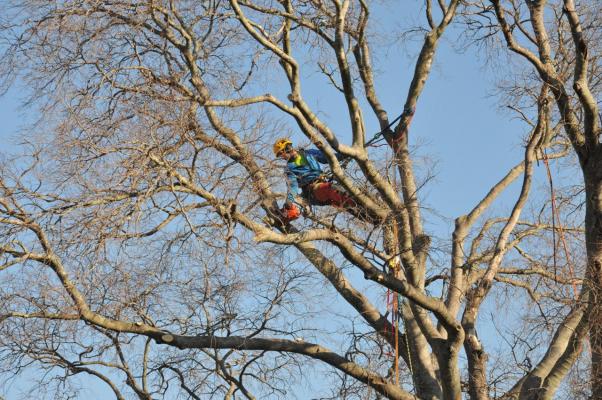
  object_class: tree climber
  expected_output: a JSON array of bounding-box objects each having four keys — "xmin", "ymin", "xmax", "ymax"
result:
[{"xmin": 272, "ymin": 138, "xmax": 361, "ymax": 222}]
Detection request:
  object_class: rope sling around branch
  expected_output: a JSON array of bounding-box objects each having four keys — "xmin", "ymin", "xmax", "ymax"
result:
[
  {"xmin": 365, "ymin": 106, "xmax": 416, "ymax": 148},
  {"xmin": 365, "ymin": 112, "xmax": 404, "ymax": 147}
]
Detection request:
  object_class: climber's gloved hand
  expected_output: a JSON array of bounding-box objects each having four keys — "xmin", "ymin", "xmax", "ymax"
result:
[{"xmin": 280, "ymin": 202, "xmax": 300, "ymax": 222}]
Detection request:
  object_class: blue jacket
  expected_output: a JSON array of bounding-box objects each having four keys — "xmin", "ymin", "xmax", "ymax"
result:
[{"xmin": 285, "ymin": 149, "xmax": 343, "ymax": 202}]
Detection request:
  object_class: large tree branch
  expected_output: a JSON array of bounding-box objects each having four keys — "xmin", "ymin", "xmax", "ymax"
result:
[
  {"xmin": 562, "ymin": 0, "xmax": 600, "ymax": 148},
  {"xmin": 158, "ymin": 334, "xmax": 418, "ymax": 400},
  {"xmin": 332, "ymin": 0, "xmax": 365, "ymax": 147},
  {"xmin": 514, "ymin": 298, "xmax": 587, "ymax": 399},
  {"xmin": 254, "ymin": 225, "xmax": 459, "ymax": 338},
  {"xmin": 353, "ymin": 0, "xmax": 387, "ymax": 128}
]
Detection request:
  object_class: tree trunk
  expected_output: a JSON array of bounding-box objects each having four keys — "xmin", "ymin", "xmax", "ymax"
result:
[
  {"xmin": 401, "ymin": 302, "xmax": 443, "ymax": 400},
  {"xmin": 584, "ymin": 150, "xmax": 602, "ymax": 399}
]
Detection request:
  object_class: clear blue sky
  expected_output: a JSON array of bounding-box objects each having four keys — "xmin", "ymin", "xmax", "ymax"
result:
[{"xmin": 0, "ymin": 86, "xmax": 23, "ymax": 154}]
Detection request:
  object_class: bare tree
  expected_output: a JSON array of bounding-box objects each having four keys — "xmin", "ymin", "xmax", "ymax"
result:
[
  {"xmin": 460, "ymin": 0, "xmax": 601, "ymax": 398},
  {"xmin": 0, "ymin": 0, "xmax": 597, "ymax": 399}
]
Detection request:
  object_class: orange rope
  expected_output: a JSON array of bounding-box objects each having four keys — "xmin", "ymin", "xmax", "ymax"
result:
[
  {"xmin": 391, "ymin": 204, "xmax": 401, "ymax": 386},
  {"xmin": 393, "ymin": 270, "xmax": 400, "ymax": 386},
  {"xmin": 542, "ymin": 152, "xmax": 590, "ymax": 356},
  {"xmin": 385, "ymin": 285, "xmax": 400, "ymax": 385},
  {"xmin": 542, "ymin": 152, "xmax": 578, "ymax": 298}
]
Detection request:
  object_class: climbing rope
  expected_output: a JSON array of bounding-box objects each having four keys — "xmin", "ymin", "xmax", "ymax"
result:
[
  {"xmin": 401, "ymin": 301, "xmax": 414, "ymax": 386},
  {"xmin": 541, "ymin": 149, "xmax": 591, "ymax": 356},
  {"xmin": 541, "ymin": 149, "xmax": 578, "ymax": 298},
  {"xmin": 385, "ymin": 254, "xmax": 415, "ymax": 388},
  {"xmin": 385, "ymin": 285, "xmax": 400, "ymax": 385},
  {"xmin": 382, "ymin": 158, "xmax": 416, "ymax": 389},
  {"xmin": 392, "ymin": 225, "xmax": 415, "ymax": 390}
]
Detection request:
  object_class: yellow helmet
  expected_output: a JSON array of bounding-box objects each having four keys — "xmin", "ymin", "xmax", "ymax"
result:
[{"xmin": 272, "ymin": 138, "xmax": 293, "ymax": 156}]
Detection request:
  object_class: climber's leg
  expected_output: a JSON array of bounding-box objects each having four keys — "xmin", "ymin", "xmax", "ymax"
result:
[{"xmin": 311, "ymin": 182, "xmax": 353, "ymax": 207}]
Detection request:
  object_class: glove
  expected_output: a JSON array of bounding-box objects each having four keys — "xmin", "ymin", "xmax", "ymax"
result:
[{"xmin": 280, "ymin": 203, "xmax": 301, "ymax": 221}]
